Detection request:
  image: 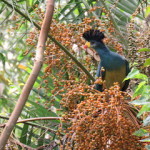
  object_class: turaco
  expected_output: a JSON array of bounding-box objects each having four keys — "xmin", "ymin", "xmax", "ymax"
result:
[{"xmin": 83, "ymin": 29, "xmax": 130, "ymax": 91}]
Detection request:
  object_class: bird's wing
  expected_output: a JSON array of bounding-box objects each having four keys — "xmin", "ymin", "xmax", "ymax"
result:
[
  {"xmin": 95, "ymin": 63, "xmax": 106, "ymax": 91},
  {"xmin": 96, "ymin": 63, "xmax": 101, "ymax": 77},
  {"xmin": 121, "ymin": 59, "xmax": 130, "ymax": 91},
  {"xmin": 96, "ymin": 63, "xmax": 105, "ymax": 79}
]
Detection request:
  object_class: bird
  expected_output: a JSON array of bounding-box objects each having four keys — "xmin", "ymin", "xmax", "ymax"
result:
[{"xmin": 82, "ymin": 29, "xmax": 130, "ymax": 91}]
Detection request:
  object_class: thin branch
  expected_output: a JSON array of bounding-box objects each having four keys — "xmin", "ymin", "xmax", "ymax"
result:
[
  {"xmin": 17, "ymin": 117, "xmax": 62, "ymax": 123},
  {"xmin": 1, "ymin": 0, "xmax": 95, "ymax": 82},
  {"xmin": 0, "ymin": 0, "xmax": 55, "ymax": 149},
  {"xmin": 0, "ymin": 115, "xmax": 59, "ymax": 134},
  {"xmin": 0, "ymin": 115, "xmax": 8, "ymax": 120},
  {"xmin": 36, "ymin": 142, "xmax": 58, "ymax": 150},
  {"xmin": 10, "ymin": 137, "xmax": 36, "ymax": 150}
]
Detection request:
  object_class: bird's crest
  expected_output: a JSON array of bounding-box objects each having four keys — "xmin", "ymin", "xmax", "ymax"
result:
[{"xmin": 83, "ymin": 29, "xmax": 105, "ymax": 42}]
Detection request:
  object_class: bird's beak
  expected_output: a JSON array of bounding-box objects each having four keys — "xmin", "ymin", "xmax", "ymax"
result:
[{"xmin": 83, "ymin": 42, "xmax": 90, "ymax": 49}]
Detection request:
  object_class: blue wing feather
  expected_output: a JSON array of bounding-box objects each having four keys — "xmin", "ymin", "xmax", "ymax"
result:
[
  {"xmin": 95, "ymin": 63, "xmax": 105, "ymax": 91},
  {"xmin": 121, "ymin": 59, "xmax": 130, "ymax": 91}
]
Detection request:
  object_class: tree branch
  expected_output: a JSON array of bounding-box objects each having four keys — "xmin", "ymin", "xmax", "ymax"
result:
[
  {"xmin": 10, "ymin": 137, "xmax": 36, "ymax": 150},
  {"xmin": 0, "ymin": 115, "xmax": 59, "ymax": 134},
  {"xmin": 0, "ymin": 0, "xmax": 55, "ymax": 149}
]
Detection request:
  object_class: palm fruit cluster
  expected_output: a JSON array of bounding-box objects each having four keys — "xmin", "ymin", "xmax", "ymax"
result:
[{"xmin": 61, "ymin": 84, "xmax": 145, "ymax": 150}]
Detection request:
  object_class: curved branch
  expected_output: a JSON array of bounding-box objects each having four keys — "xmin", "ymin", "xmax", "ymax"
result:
[
  {"xmin": 0, "ymin": 0, "xmax": 55, "ymax": 149},
  {"xmin": 10, "ymin": 138, "xmax": 36, "ymax": 150}
]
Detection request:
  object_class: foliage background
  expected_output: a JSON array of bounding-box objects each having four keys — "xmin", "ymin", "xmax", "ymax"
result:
[{"xmin": 0, "ymin": 0, "xmax": 150, "ymax": 149}]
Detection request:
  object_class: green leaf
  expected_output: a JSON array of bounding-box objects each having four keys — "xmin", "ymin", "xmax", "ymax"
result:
[
  {"xmin": 20, "ymin": 123, "xmax": 29, "ymax": 144},
  {"xmin": 140, "ymin": 138, "xmax": 150, "ymax": 142},
  {"xmin": 133, "ymin": 81, "xmax": 146, "ymax": 97},
  {"xmin": 138, "ymin": 48, "xmax": 150, "ymax": 52},
  {"xmin": 27, "ymin": 126, "xmax": 33, "ymax": 145},
  {"xmin": 143, "ymin": 116, "xmax": 150, "ymax": 126},
  {"xmin": 17, "ymin": 53, "xmax": 24, "ymax": 61},
  {"xmin": 27, "ymin": 0, "xmax": 34, "ymax": 6},
  {"xmin": 0, "ymin": 53, "xmax": 5, "ymax": 66},
  {"xmin": 138, "ymin": 95, "xmax": 150, "ymax": 101},
  {"xmin": 125, "ymin": 68, "xmax": 148, "ymax": 81},
  {"xmin": 144, "ymin": 58, "xmax": 150, "ymax": 67},
  {"xmin": 133, "ymin": 128, "xmax": 149, "ymax": 137},
  {"xmin": 133, "ymin": 84, "xmax": 150, "ymax": 98},
  {"xmin": 25, "ymin": 100, "xmax": 60, "ymax": 125},
  {"xmin": 124, "ymin": 68, "xmax": 139, "ymax": 80},
  {"xmin": 134, "ymin": 73, "xmax": 148, "ymax": 81},
  {"xmin": 145, "ymin": 5, "xmax": 150, "ymax": 17},
  {"xmin": 130, "ymin": 100, "xmax": 150, "ymax": 105},
  {"xmin": 145, "ymin": 145, "xmax": 150, "ymax": 150},
  {"xmin": 138, "ymin": 104, "xmax": 150, "ymax": 116}
]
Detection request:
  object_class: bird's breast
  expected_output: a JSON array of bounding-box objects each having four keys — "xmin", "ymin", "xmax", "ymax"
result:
[{"xmin": 104, "ymin": 65, "xmax": 126, "ymax": 89}]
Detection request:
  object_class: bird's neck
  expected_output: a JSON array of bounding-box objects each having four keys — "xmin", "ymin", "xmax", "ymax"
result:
[{"xmin": 94, "ymin": 44, "xmax": 110, "ymax": 59}]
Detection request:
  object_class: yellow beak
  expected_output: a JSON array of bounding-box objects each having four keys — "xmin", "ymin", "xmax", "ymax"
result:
[{"xmin": 85, "ymin": 42, "xmax": 91, "ymax": 48}]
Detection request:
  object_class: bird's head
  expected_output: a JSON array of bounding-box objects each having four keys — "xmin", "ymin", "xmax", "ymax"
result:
[{"xmin": 83, "ymin": 29, "xmax": 105, "ymax": 49}]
